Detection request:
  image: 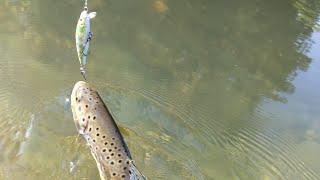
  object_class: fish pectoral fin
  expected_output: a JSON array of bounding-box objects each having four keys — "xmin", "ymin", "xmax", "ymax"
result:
[{"xmin": 89, "ymin": 12, "xmax": 96, "ymax": 19}]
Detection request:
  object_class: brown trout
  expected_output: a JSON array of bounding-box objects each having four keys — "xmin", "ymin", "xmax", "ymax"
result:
[{"xmin": 71, "ymin": 81, "xmax": 146, "ymax": 180}]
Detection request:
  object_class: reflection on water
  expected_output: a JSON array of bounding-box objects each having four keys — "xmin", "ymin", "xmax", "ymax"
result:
[{"xmin": 0, "ymin": 0, "xmax": 320, "ymax": 179}]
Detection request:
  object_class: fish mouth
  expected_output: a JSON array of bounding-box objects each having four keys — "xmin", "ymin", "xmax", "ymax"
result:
[
  {"xmin": 71, "ymin": 81, "xmax": 88, "ymax": 100},
  {"xmin": 73, "ymin": 81, "xmax": 87, "ymax": 90}
]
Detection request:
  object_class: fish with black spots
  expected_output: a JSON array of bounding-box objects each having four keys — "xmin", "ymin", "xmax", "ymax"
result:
[{"xmin": 71, "ymin": 81, "xmax": 146, "ymax": 180}]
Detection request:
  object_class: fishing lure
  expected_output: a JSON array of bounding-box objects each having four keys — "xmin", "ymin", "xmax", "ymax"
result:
[{"xmin": 75, "ymin": 0, "xmax": 96, "ymax": 79}]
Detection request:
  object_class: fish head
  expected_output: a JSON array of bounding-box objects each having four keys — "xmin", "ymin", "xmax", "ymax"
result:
[{"xmin": 71, "ymin": 81, "xmax": 92, "ymax": 134}]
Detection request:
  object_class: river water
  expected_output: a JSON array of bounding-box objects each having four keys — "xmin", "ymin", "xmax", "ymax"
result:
[{"xmin": 0, "ymin": 0, "xmax": 320, "ymax": 179}]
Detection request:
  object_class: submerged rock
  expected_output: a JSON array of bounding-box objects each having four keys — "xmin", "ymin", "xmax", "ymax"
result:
[{"xmin": 153, "ymin": 0, "xmax": 168, "ymax": 13}]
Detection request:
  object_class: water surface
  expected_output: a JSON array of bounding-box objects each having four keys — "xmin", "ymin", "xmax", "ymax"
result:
[{"xmin": 0, "ymin": 0, "xmax": 320, "ymax": 179}]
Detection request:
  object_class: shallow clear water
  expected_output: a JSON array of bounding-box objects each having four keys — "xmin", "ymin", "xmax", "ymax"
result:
[{"xmin": 0, "ymin": 0, "xmax": 320, "ymax": 179}]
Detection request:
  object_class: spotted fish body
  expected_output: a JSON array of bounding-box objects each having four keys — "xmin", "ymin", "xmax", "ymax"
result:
[
  {"xmin": 71, "ymin": 81, "xmax": 146, "ymax": 180},
  {"xmin": 75, "ymin": 8, "xmax": 96, "ymax": 78}
]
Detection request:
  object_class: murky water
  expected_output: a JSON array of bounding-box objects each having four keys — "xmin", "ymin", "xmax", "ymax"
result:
[{"xmin": 0, "ymin": 0, "xmax": 320, "ymax": 179}]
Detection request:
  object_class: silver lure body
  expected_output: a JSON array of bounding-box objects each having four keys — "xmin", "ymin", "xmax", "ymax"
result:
[{"xmin": 75, "ymin": 7, "xmax": 96, "ymax": 79}]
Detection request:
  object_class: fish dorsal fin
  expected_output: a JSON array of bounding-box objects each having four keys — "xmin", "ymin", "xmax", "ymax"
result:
[{"xmin": 89, "ymin": 12, "xmax": 96, "ymax": 19}]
